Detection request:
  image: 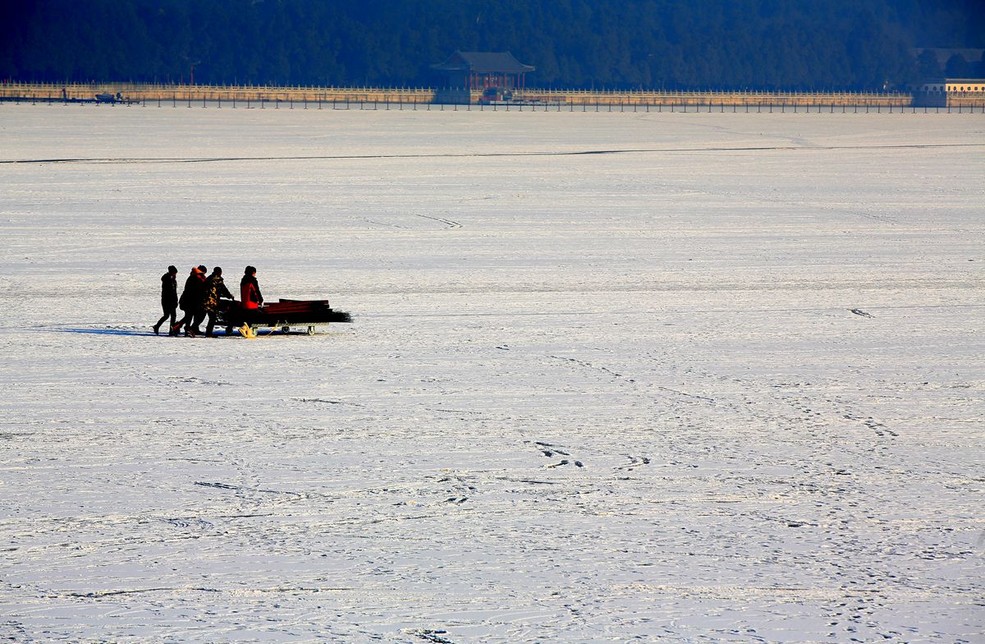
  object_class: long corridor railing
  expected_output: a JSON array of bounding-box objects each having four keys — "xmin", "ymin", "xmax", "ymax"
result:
[{"xmin": 1, "ymin": 82, "xmax": 983, "ymax": 112}]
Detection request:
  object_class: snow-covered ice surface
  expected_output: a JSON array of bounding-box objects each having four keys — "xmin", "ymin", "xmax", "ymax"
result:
[{"xmin": 1, "ymin": 104, "xmax": 983, "ymax": 642}]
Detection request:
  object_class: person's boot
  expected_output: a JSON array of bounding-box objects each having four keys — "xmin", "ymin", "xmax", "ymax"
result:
[{"xmin": 152, "ymin": 324, "xmax": 160, "ymax": 335}]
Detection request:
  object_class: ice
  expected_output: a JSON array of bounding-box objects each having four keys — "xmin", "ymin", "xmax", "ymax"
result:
[{"xmin": 1, "ymin": 103, "xmax": 983, "ymax": 641}]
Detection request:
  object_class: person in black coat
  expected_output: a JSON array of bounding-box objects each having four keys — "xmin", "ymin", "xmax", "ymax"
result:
[
  {"xmin": 189, "ymin": 264, "xmax": 209, "ymax": 335},
  {"xmin": 171, "ymin": 265, "xmax": 207, "ymax": 336},
  {"xmin": 152, "ymin": 265, "xmax": 178, "ymax": 335}
]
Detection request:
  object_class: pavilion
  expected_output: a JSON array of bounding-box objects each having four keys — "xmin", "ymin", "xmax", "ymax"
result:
[{"xmin": 431, "ymin": 51, "xmax": 535, "ymax": 103}]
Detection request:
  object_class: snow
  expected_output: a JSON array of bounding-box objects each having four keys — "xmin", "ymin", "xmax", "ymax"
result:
[{"xmin": 1, "ymin": 103, "xmax": 983, "ymax": 642}]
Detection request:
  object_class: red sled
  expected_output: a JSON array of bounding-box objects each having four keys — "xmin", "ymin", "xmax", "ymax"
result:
[{"xmin": 217, "ymin": 299, "xmax": 352, "ymax": 336}]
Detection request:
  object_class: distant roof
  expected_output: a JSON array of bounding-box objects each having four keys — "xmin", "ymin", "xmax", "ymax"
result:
[
  {"xmin": 432, "ymin": 51, "xmax": 534, "ymax": 74},
  {"xmin": 922, "ymin": 78, "xmax": 985, "ymax": 84},
  {"xmin": 913, "ymin": 48, "xmax": 985, "ymax": 65}
]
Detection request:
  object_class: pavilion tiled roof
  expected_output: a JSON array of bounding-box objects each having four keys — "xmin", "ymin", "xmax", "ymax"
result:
[{"xmin": 432, "ymin": 51, "xmax": 534, "ymax": 74}]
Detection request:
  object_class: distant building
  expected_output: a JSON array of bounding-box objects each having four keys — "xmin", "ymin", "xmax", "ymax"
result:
[
  {"xmin": 915, "ymin": 78, "xmax": 985, "ymax": 107},
  {"xmin": 432, "ymin": 51, "xmax": 534, "ymax": 104}
]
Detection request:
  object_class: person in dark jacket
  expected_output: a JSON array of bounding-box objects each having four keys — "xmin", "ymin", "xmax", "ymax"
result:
[
  {"xmin": 172, "ymin": 265, "xmax": 207, "ymax": 336},
  {"xmin": 240, "ymin": 266, "xmax": 264, "ymax": 310},
  {"xmin": 202, "ymin": 266, "xmax": 234, "ymax": 337},
  {"xmin": 152, "ymin": 265, "xmax": 179, "ymax": 335},
  {"xmin": 189, "ymin": 264, "xmax": 209, "ymax": 334}
]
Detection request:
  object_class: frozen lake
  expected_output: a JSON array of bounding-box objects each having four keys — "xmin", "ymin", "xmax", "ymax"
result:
[{"xmin": 1, "ymin": 104, "xmax": 983, "ymax": 641}]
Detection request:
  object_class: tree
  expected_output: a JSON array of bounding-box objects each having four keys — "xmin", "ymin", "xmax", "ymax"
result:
[
  {"xmin": 916, "ymin": 49, "xmax": 943, "ymax": 80},
  {"xmin": 945, "ymin": 53, "xmax": 972, "ymax": 78},
  {"xmin": 2, "ymin": 0, "xmax": 982, "ymax": 91}
]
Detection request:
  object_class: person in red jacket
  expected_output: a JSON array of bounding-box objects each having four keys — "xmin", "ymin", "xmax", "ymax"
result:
[{"xmin": 240, "ymin": 266, "xmax": 264, "ymax": 310}]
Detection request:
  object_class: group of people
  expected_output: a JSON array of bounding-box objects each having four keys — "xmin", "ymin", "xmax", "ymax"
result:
[{"xmin": 154, "ymin": 265, "xmax": 264, "ymax": 337}]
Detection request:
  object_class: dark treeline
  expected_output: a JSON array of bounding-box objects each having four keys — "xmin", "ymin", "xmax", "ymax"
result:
[{"xmin": 2, "ymin": 0, "xmax": 983, "ymax": 91}]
